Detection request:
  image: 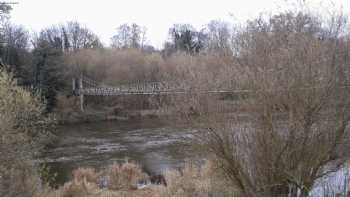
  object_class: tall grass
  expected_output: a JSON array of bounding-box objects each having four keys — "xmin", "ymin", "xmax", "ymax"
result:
[{"xmin": 46, "ymin": 161, "xmax": 350, "ymax": 197}]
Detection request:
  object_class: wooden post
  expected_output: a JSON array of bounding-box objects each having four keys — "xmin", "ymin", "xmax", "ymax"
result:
[
  {"xmin": 79, "ymin": 74, "xmax": 84, "ymax": 112},
  {"xmin": 72, "ymin": 78, "xmax": 76, "ymax": 94}
]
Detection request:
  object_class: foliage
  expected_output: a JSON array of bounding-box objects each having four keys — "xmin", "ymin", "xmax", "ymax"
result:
[
  {"xmin": 32, "ymin": 32, "xmax": 66, "ymax": 112},
  {"xmin": 0, "ymin": 69, "xmax": 55, "ymax": 197}
]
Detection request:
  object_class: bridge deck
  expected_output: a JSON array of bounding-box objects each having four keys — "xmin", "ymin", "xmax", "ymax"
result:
[
  {"xmin": 75, "ymin": 75, "xmax": 246, "ymax": 96},
  {"xmin": 78, "ymin": 88, "xmax": 244, "ymax": 96},
  {"xmin": 78, "ymin": 81, "xmax": 185, "ymax": 95}
]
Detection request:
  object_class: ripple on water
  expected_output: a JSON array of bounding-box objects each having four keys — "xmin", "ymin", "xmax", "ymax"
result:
[
  {"xmin": 79, "ymin": 137, "xmax": 110, "ymax": 144},
  {"xmin": 123, "ymin": 135, "xmax": 146, "ymax": 142},
  {"xmin": 40, "ymin": 155, "xmax": 85, "ymax": 163},
  {"xmin": 143, "ymin": 139, "xmax": 179, "ymax": 148},
  {"xmin": 92, "ymin": 143, "xmax": 127, "ymax": 154},
  {"xmin": 44, "ymin": 121, "xmax": 197, "ymax": 185},
  {"xmin": 50, "ymin": 145, "xmax": 93, "ymax": 152}
]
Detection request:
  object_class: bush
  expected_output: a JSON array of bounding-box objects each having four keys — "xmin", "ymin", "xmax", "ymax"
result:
[
  {"xmin": 198, "ymin": 11, "xmax": 350, "ymax": 197},
  {"xmin": 0, "ymin": 69, "xmax": 54, "ymax": 197},
  {"xmin": 162, "ymin": 7, "xmax": 350, "ymax": 197}
]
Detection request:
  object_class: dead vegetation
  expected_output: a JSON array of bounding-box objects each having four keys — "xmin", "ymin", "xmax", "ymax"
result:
[
  {"xmin": 3, "ymin": 2, "xmax": 350, "ymax": 197},
  {"xmin": 51, "ymin": 162, "xmax": 149, "ymax": 196},
  {"xmin": 46, "ymin": 161, "xmax": 227, "ymax": 197},
  {"xmin": 0, "ymin": 69, "xmax": 55, "ymax": 197},
  {"xmin": 46, "ymin": 160, "xmax": 350, "ymax": 197},
  {"xmin": 73, "ymin": 168, "xmax": 100, "ymax": 184},
  {"xmin": 55, "ymin": 7, "xmax": 350, "ymax": 197},
  {"xmin": 105, "ymin": 162, "xmax": 148, "ymax": 190},
  {"xmin": 165, "ymin": 8, "xmax": 350, "ymax": 197}
]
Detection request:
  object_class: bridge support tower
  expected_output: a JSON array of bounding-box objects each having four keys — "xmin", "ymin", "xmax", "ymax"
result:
[
  {"xmin": 72, "ymin": 75, "xmax": 85, "ymax": 112},
  {"xmin": 79, "ymin": 75, "xmax": 84, "ymax": 112}
]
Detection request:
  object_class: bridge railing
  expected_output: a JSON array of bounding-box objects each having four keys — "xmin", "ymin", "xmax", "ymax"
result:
[{"xmin": 76, "ymin": 74, "xmax": 228, "ymax": 96}]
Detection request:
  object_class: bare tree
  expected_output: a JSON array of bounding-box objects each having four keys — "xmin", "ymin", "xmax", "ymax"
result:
[
  {"xmin": 0, "ymin": 23, "xmax": 30, "ymax": 79},
  {"xmin": 211, "ymin": 11, "xmax": 350, "ymax": 197},
  {"xmin": 35, "ymin": 22, "xmax": 102, "ymax": 53},
  {"xmin": 63, "ymin": 21, "xmax": 102, "ymax": 51},
  {"xmin": 111, "ymin": 24, "xmax": 131, "ymax": 49},
  {"xmin": 204, "ymin": 20, "xmax": 232, "ymax": 55},
  {"xmin": 165, "ymin": 10, "xmax": 350, "ymax": 197},
  {"xmin": 130, "ymin": 23, "xmax": 141, "ymax": 48},
  {"xmin": 140, "ymin": 26, "xmax": 148, "ymax": 49},
  {"xmin": 168, "ymin": 24, "xmax": 204, "ymax": 54},
  {"xmin": 111, "ymin": 23, "xmax": 147, "ymax": 49}
]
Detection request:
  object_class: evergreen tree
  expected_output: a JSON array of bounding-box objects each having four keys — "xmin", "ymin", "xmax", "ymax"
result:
[{"xmin": 32, "ymin": 32, "xmax": 64, "ymax": 112}]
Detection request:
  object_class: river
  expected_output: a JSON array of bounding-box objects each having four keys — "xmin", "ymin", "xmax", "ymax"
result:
[
  {"xmin": 41, "ymin": 118, "xmax": 348, "ymax": 195},
  {"xmin": 41, "ymin": 118, "xmax": 196, "ymax": 185}
]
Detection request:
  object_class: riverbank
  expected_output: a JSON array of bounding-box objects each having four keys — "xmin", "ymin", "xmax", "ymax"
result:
[
  {"xmin": 56, "ymin": 108, "xmax": 167, "ymax": 124},
  {"xmin": 46, "ymin": 161, "xmax": 216, "ymax": 197},
  {"xmin": 44, "ymin": 160, "xmax": 350, "ymax": 197},
  {"xmin": 54, "ymin": 93, "xmax": 171, "ymax": 124}
]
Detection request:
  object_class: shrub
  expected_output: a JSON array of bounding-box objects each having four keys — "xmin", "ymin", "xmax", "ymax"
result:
[
  {"xmin": 0, "ymin": 69, "xmax": 54, "ymax": 197},
  {"xmin": 198, "ymin": 10, "xmax": 350, "ymax": 197},
  {"xmin": 162, "ymin": 7, "xmax": 350, "ymax": 197}
]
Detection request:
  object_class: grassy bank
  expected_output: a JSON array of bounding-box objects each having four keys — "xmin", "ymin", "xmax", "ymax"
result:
[
  {"xmin": 43, "ymin": 161, "xmax": 350, "ymax": 197},
  {"xmin": 45, "ymin": 161, "xmax": 229, "ymax": 197}
]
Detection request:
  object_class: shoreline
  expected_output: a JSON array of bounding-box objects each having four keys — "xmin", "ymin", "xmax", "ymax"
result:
[{"xmin": 56, "ymin": 109, "xmax": 169, "ymax": 125}]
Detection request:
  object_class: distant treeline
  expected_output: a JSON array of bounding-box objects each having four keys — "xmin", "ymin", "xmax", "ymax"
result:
[
  {"xmin": 0, "ymin": 3, "xmax": 236, "ymax": 112},
  {"xmin": 2, "ymin": 2, "xmax": 350, "ymax": 114}
]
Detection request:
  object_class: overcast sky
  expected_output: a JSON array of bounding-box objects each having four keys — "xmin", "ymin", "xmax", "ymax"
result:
[{"xmin": 10, "ymin": 0, "xmax": 350, "ymax": 49}]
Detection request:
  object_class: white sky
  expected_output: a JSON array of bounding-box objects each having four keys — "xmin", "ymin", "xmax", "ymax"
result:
[{"xmin": 10, "ymin": 0, "xmax": 350, "ymax": 49}]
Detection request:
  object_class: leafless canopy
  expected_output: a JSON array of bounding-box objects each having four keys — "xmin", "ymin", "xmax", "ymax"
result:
[{"xmin": 168, "ymin": 10, "xmax": 350, "ymax": 197}]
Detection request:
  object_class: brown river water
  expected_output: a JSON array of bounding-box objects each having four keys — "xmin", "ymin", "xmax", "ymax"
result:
[
  {"xmin": 40, "ymin": 118, "xmax": 197, "ymax": 185},
  {"xmin": 39, "ymin": 118, "xmax": 348, "ymax": 195}
]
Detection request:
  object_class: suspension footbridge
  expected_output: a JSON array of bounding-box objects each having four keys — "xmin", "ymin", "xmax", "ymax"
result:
[{"xmin": 72, "ymin": 75, "xmax": 242, "ymax": 111}]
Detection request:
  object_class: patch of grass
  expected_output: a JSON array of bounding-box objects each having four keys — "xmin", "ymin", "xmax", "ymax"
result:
[{"xmin": 106, "ymin": 162, "xmax": 148, "ymax": 191}]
